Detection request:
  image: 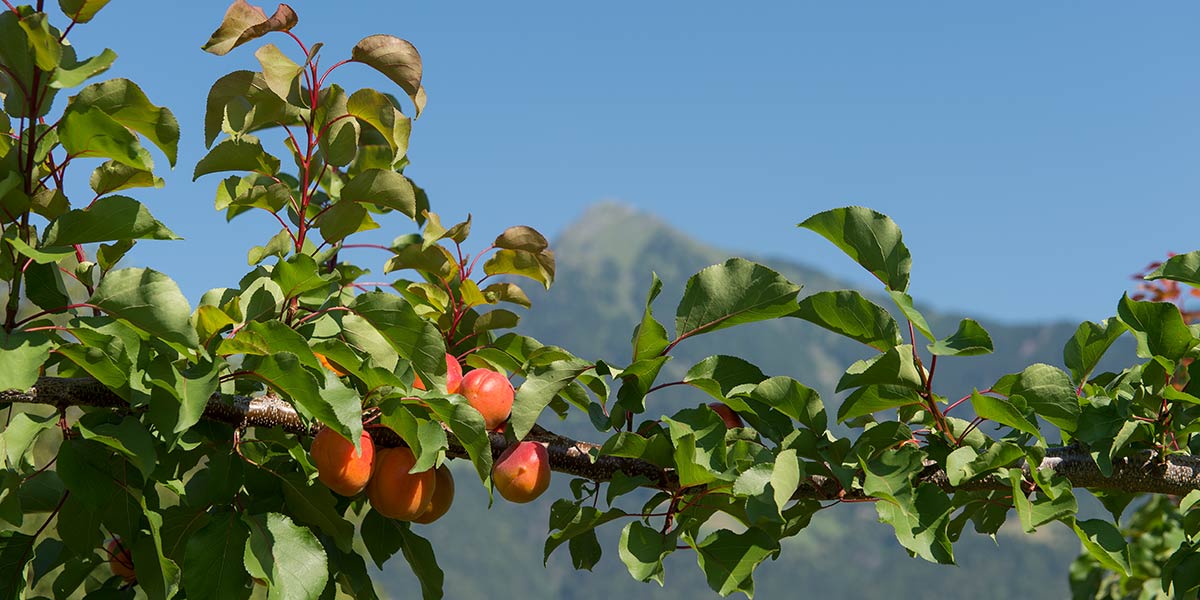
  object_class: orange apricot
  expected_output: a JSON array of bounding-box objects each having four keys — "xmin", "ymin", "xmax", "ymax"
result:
[
  {"xmin": 413, "ymin": 353, "xmax": 464, "ymax": 394},
  {"xmin": 311, "ymin": 427, "xmax": 375, "ymax": 496},
  {"xmin": 367, "ymin": 447, "xmax": 436, "ymax": 520},
  {"xmin": 315, "ymin": 352, "xmax": 349, "ymax": 377},
  {"xmin": 492, "ymin": 441, "xmax": 550, "ymax": 504},
  {"xmin": 459, "ymin": 368, "xmax": 514, "ymax": 431},
  {"xmin": 412, "ymin": 464, "xmax": 455, "ymax": 524},
  {"xmin": 106, "ymin": 538, "xmax": 136, "ymax": 583}
]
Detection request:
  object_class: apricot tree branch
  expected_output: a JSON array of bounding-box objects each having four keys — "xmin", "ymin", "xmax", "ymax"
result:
[{"xmin": 5, "ymin": 376, "xmax": 1200, "ymax": 500}]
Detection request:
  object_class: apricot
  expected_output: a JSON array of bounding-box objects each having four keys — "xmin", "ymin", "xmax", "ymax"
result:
[
  {"xmin": 106, "ymin": 538, "xmax": 136, "ymax": 583},
  {"xmin": 315, "ymin": 352, "xmax": 348, "ymax": 377},
  {"xmin": 493, "ymin": 441, "xmax": 550, "ymax": 503},
  {"xmin": 709, "ymin": 402, "xmax": 744, "ymax": 429},
  {"xmin": 413, "ymin": 352, "xmax": 464, "ymax": 394},
  {"xmin": 367, "ymin": 447, "xmax": 436, "ymax": 520},
  {"xmin": 459, "ymin": 368, "xmax": 514, "ymax": 430},
  {"xmin": 412, "ymin": 464, "xmax": 455, "ymax": 524},
  {"xmin": 311, "ymin": 427, "xmax": 375, "ymax": 496}
]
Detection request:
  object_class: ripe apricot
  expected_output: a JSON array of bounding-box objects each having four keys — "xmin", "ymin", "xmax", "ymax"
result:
[
  {"xmin": 412, "ymin": 464, "xmax": 455, "ymax": 524},
  {"xmin": 493, "ymin": 441, "xmax": 550, "ymax": 503},
  {"xmin": 709, "ymin": 402, "xmax": 744, "ymax": 429},
  {"xmin": 106, "ymin": 538, "xmax": 136, "ymax": 583},
  {"xmin": 311, "ymin": 427, "xmax": 375, "ymax": 496},
  {"xmin": 368, "ymin": 447, "xmax": 436, "ymax": 520},
  {"xmin": 459, "ymin": 368, "xmax": 514, "ymax": 430},
  {"xmin": 315, "ymin": 352, "xmax": 348, "ymax": 377},
  {"xmin": 413, "ymin": 353, "xmax": 464, "ymax": 394}
]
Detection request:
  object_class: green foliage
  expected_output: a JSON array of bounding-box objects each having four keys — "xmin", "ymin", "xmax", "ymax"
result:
[{"xmin": 0, "ymin": 3, "xmax": 1196, "ymax": 600}]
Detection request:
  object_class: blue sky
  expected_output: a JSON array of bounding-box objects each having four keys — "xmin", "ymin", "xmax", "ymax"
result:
[{"xmin": 64, "ymin": 2, "xmax": 1200, "ymax": 324}]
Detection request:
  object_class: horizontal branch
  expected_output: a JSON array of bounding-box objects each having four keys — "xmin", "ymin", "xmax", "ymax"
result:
[{"xmin": 4, "ymin": 377, "xmax": 1200, "ymax": 500}]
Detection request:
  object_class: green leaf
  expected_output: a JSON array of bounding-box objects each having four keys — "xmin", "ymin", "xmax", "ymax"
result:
[
  {"xmin": 316, "ymin": 84, "xmax": 359, "ymax": 167},
  {"xmin": 544, "ymin": 503, "xmax": 627, "ymax": 564},
  {"xmin": 1, "ymin": 412, "xmax": 56, "ymax": 471},
  {"xmin": 360, "ymin": 513, "xmax": 443, "ymax": 599},
  {"xmin": 0, "ymin": 330, "xmax": 51, "ymax": 391},
  {"xmin": 254, "ymin": 43, "xmax": 302, "ymax": 100},
  {"xmin": 618, "ymin": 522, "xmax": 676, "ymax": 585},
  {"xmin": 1010, "ymin": 471, "xmax": 1077, "ymax": 533},
  {"xmin": 346, "ymin": 88, "xmax": 411, "ymax": 164},
  {"xmin": 1071, "ymin": 518, "xmax": 1131, "ymax": 577},
  {"xmin": 203, "ymin": 70, "xmax": 303, "ymax": 147},
  {"xmin": 397, "ymin": 525, "xmax": 444, "ymax": 600},
  {"xmin": 50, "ymin": 47, "xmax": 116, "ymax": 89},
  {"xmin": 316, "ymin": 200, "xmax": 376, "ymax": 244},
  {"xmin": 423, "ymin": 396, "xmax": 492, "ymax": 483},
  {"xmin": 275, "ymin": 474, "xmax": 354, "ymax": 552},
  {"xmin": 683, "ymin": 355, "xmax": 767, "ymax": 402},
  {"xmin": 89, "ymin": 161, "xmax": 165, "ymax": 195},
  {"xmin": 1145, "ymin": 250, "xmax": 1200, "ymax": 287},
  {"xmin": 836, "ymin": 345, "xmax": 924, "ymax": 392},
  {"xmin": 1009, "ymin": 364, "xmax": 1080, "ymax": 433},
  {"xmin": 674, "ymin": 258, "xmax": 802, "ymax": 341},
  {"xmin": 695, "ymin": 528, "xmax": 778, "ymax": 598},
  {"xmin": 511, "ymin": 358, "xmax": 593, "ymax": 439},
  {"xmin": 1117, "ymin": 293, "xmax": 1196, "ymax": 361},
  {"xmin": 837, "ymin": 384, "xmax": 922, "ymax": 423},
  {"xmin": 945, "ymin": 441, "xmax": 1023, "ymax": 486},
  {"xmin": 340, "ymin": 169, "xmax": 416, "ymax": 217},
  {"xmin": 483, "ymin": 248, "xmax": 555, "ymax": 290},
  {"xmin": 800, "ymin": 206, "xmax": 911, "ymax": 292},
  {"xmin": 89, "ymin": 267, "xmax": 198, "ymax": 349},
  {"xmin": 194, "ymin": 138, "xmax": 282, "ymax": 180},
  {"xmin": 747, "ymin": 377, "xmax": 826, "ymax": 432},
  {"xmin": 876, "ymin": 483, "xmax": 954, "ymax": 564},
  {"xmin": 76, "ymin": 415, "xmax": 157, "ymax": 479},
  {"xmin": 378, "ymin": 402, "xmax": 447, "ymax": 472},
  {"xmin": 0, "ymin": 532, "xmax": 35, "ymax": 600},
  {"xmin": 631, "ymin": 273, "xmax": 669, "ymax": 360},
  {"xmin": 201, "ymin": 1, "xmax": 297, "ymax": 56},
  {"xmin": 59, "ymin": 0, "xmax": 111, "ymax": 23},
  {"xmin": 480, "ymin": 282, "xmax": 531, "ymax": 309},
  {"xmin": 17, "ymin": 12, "xmax": 61, "ymax": 71},
  {"xmin": 663, "ymin": 407, "xmax": 730, "ymax": 487},
  {"xmin": 145, "ymin": 360, "xmax": 221, "ymax": 437},
  {"xmin": 43, "ymin": 195, "xmax": 179, "ymax": 246},
  {"xmin": 969, "ymin": 390, "xmax": 1043, "ymax": 442},
  {"xmin": 183, "ymin": 510, "xmax": 252, "ymax": 600},
  {"xmin": 494, "ymin": 226, "xmax": 549, "ymax": 252},
  {"xmin": 69, "ymin": 78, "xmax": 180, "ymax": 166},
  {"xmin": 1063, "ymin": 318, "xmax": 1128, "ymax": 385},
  {"xmin": 350, "ymin": 35, "xmax": 425, "ymax": 115},
  {"xmin": 349, "ymin": 292, "xmax": 447, "ymax": 390},
  {"xmin": 251, "ymin": 353, "xmax": 362, "ymax": 445},
  {"xmin": 58, "ymin": 106, "xmax": 153, "ymax": 170},
  {"xmin": 860, "ymin": 446, "xmax": 924, "ymax": 511},
  {"xmin": 886, "ymin": 290, "xmax": 935, "ymax": 341},
  {"xmin": 927, "ymin": 318, "xmax": 993, "ymax": 356},
  {"xmin": 794, "ymin": 290, "xmax": 902, "ymax": 351},
  {"xmin": 243, "ymin": 512, "xmax": 329, "ymax": 600}
]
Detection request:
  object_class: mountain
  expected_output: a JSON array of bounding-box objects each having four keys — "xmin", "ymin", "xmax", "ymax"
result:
[{"xmin": 376, "ymin": 202, "xmax": 1136, "ymax": 600}]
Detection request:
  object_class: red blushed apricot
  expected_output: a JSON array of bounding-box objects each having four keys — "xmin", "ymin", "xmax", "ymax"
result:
[
  {"xmin": 493, "ymin": 441, "xmax": 550, "ymax": 504},
  {"xmin": 412, "ymin": 464, "xmax": 455, "ymax": 524},
  {"xmin": 708, "ymin": 402, "xmax": 744, "ymax": 429},
  {"xmin": 367, "ymin": 447, "xmax": 436, "ymax": 520},
  {"xmin": 459, "ymin": 368, "xmax": 514, "ymax": 431},
  {"xmin": 311, "ymin": 427, "xmax": 375, "ymax": 497},
  {"xmin": 106, "ymin": 538, "xmax": 136, "ymax": 583},
  {"xmin": 413, "ymin": 353, "xmax": 464, "ymax": 394}
]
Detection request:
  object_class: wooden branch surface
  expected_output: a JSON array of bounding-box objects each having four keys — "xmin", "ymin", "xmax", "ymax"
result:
[{"xmin": 5, "ymin": 377, "xmax": 1200, "ymax": 500}]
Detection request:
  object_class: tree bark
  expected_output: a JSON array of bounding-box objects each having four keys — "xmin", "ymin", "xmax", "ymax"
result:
[{"xmin": 5, "ymin": 376, "xmax": 1200, "ymax": 500}]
